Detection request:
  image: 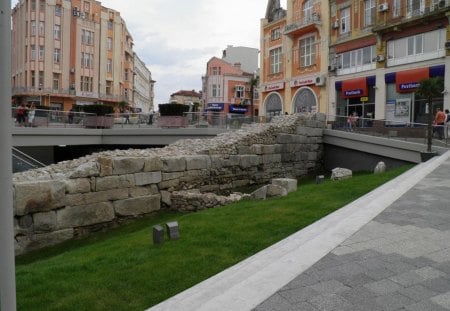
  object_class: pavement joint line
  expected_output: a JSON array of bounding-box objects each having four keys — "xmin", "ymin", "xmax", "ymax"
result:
[{"xmin": 147, "ymin": 150, "xmax": 450, "ymax": 311}]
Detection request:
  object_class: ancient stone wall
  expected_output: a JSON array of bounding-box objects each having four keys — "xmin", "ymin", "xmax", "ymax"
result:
[{"xmin": 13, "ymin": 113, "xmax": 326, "ymax": 255}]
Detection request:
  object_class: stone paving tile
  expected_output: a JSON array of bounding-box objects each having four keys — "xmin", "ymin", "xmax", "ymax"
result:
[
  {"xmin": 282, "ymin": 271, "xmax": 322, "ymax": 289},
  {"xmin": 405, "ymin": 300, "xmax": 450, "ymax": 311},
  {"xmin": 335, "ymin": 273, "xmax": 376, "ymax": 288},
  {"xmin": 430, "ymin": 292, "xmax": 450, "ymax": 309},
  {"xmin": 306, "ymin": 294, "xmax": 354, "ymax": 311},
  {"xmin": 426, "ymin": 248, "xmax": 450, "ymax": 264},
  {"xmin": 374, "ymin": 293, "xmax": 416, "ymax": 311},
  {"xmin": 421, "ymin": 277, "xmax": 450, "ymax": 294},
  {"xmin": 398, "ymin": 285, "xmax": 439, "ymax": 303},
  {"xmin": 252, "ymin": 293, "xmax": 297, "ymax": 311},
  {"xmin": 309, "ymin": 280, "xmax": 351, "ymax": 295},
  {"xmin": 339, "ymin": 287, "xmax": 378, "ymax": 305},
  {"xmin": 364, "ymin": 279, "xmax": 402, "ymax": 296},
  {"xmin": 388, "ymin": 267, "xmax": 446, "ymax": 287},
  {"xmin": 433, "ymin": 261, "xmax": 450, "ymax": 274},
  {"xmin": 278, "ymin": 286, "xmax": 319, "ymax": 304}
]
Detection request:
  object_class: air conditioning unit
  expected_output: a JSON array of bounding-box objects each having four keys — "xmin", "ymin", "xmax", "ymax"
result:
[
  {"xmin": 328, "ymin": 65, "xmax": 336, "ymax": 72},
  {"xmin": 376, "ymin": 54, "xmax": 385, "ymax": 62},
  {"xmin": 332, "ymin": 20, "xmax": 339, "ymax": 29},
  {"xmin": 72, "ymin": 7, "xmax": 80, "ymax": 17},
  {"xmin": 70, "ymin": 68, "xmax": 75, "ymax": 73},
  {"xmin": 315, "ymin": 75, "xmax": 326, "ymax": 86},
  {"xmin": 378, "ymin": 3, "xmax": 389, "ymax": 12}
]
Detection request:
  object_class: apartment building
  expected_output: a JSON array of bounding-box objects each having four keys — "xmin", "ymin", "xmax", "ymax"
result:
[
  {"xmin": 259, "ymin": 0, "xmax": 330, "ymax": 118},
  {"xmin": 11, "ymin": 0, "xmax": 141, "ymax": 111},
  {"xmin": 222, "ymin": 45, "xmax": 259, "ymax": 74},
  {"xmin": 170, "ymin": 90, "xmax": 202, "ymax": 111},
  {"xmin": 328, "ymin": 0, "xmax": 450, "ymax": 124},
  {"xmin": 202, "ymin": 56, "xmax": 259, "ymax": 117},
  {"xmin": 133, "ymin": 52, "xmax": 155, "ymax": 112}
]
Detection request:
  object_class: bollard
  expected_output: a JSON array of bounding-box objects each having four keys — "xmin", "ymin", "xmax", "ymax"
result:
[
  {"xmin": 152, "ymin": 225, "xmax": 164, "ymax": 244},
  {"xmin": 316, "ymin": 175, "xmax": 325, "ymax": 184},
  {"xmin": 166, "ymin": 221, "xmax": 180, "ymax": 240}
]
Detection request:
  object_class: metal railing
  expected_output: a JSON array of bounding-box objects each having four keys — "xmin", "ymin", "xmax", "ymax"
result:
[
  {"xmin": 12, "ymin": 147, "xmax": 46, "ymax": 173},
  {"xmin": 12, "ymin": 107, "xmax": 96, "ymax": 128},
  {"xmin": 328, "ymin": 114, "xmax": 449, "ymax": 147}
]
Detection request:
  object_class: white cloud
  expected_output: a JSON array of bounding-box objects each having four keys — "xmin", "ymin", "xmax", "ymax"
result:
[{"xmin": 11, "ymin": 0, "xmax": 289, "ymax": 106}]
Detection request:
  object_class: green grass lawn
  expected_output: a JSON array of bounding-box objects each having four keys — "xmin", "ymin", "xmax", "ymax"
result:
[{"xmin": 16, "ymin": 166, "xmax": 413, "ymax": 311}]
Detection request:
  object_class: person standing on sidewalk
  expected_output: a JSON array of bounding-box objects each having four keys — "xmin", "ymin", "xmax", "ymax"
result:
[{"xmin": 434, "ymin": 108, "xmax": 446, "ymax": 140}]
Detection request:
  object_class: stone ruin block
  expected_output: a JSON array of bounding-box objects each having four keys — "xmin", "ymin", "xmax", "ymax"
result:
[
  {"xmin": 272, "ymin": 178, "xmax": 298, "ymax": 194},
  {"xmin": 331, "ymin": 168, "xmax": 353, "ymax": 181}
]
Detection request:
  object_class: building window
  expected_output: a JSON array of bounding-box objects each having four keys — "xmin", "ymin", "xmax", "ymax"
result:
[
  {"xmin": 300, "ymin": 36, "xmax": 316, "ymax": 67},
  {"xmin": 39, "ymin": 0, "xmax": 45, "ymax": 11},
  {"xmin": 392, "ymin": 0, "xmax": 401, "ymax": 17},
  {"xmin": 39, "ymin": 21, "xmax": 45, "ymax": 36},
  {"xmin": 364, "ymin": 0, "xmax": 376, "ymax": 27},
  {"xmin": 340, "ymin": 7, "xmax": 350, "ymax": 34},
  {"xmin": 55, "ymin": 5, "xmax": 62, "ymax": 16},
  {"xmin": 124, "ymin": 69, "xmax": 129, "ymax": 81},
  {"xmin": 212, "ymin": 84, "xmax": 221, "ymax": 97},
  {"xmin": 107, "ymin": 58, "xmax": 112, "ymax": 73},
  {"xmin": 31, "ymin": 21, "xmax": 36, "ymax": 36},
  {"xmin": 81, "ymin": 52, "xmax": 94, "ymax": 69},
  {"xmin": 31, "ymin": 0, "xmax": 36, "ymax": 11},
  {"xmin": 31, "ymin": 70, "xmax": 35, "ymax": 87},
  {"xmin": 54, "ymin": 48, "xmax": 60, "ymax": 63},
  {"xmin": 106, "ymin": 81, "xmax": 112, "ymax": 94},
  {"xmin": 81, "ymin": 30, "xmax": 94, "ymax": 45},
  {"xmin": 235, "ymin": 86, "xmax": 245, "ymax": 99},
  {"xmin": 303, "ymin": 0, "xmax": 313, "ymax": 21},
  {"xmin": 271, "ymin": 28, "xmax": 281, "ymax": 41},
  {"xmin": 31, "ymin": 45, "xmax": 36, "ymax": 60},
  {"xmin": 53, "ymin": 73, "xmax": 60, "ymax": 90},
  {"xmin": 80, "ymin": 76, "xmax": 93, "ymax": 92},
  {"xmin": 387, "ymin": 29, "xmax": 445, "ymax": 66},
  {"xmin": 39, "ymin": 71, "xmax": 44, "ymax": 88},
  {"xmin": 212, "ymin": 67, "xmax": 222, "ymax": 75},
  {"xmin": 337, "ymin": 45, "xmax": 376, "ymax": 74},
  {"xmin": 39, "ymin": 45, "xmax": 44, "ymax": 60},
  {"xmin": 406, "ymin": 0, "xmax": 425, "ymax": 17},
  {"xmin": 107, "ymin": 37, "xmax": 112, "ymax": 50},
  {"xmin": 54, "ymin": 24, "xmax": 61, "ymax": 40},
  {"xmin": 269, "ymin": 47, "xmax": 282, "ymax": 74},
  {"xmin": 107, "ymin": 21, "xmax": 113, "ymax": 29}
]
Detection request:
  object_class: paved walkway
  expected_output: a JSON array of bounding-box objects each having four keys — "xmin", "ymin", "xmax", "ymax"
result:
[{"xmin": 149, "ymin": 151, "xmax": 450, "ymax": 311}]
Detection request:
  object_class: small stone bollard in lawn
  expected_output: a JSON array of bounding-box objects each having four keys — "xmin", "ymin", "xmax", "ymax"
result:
[
  {"xmin": 316, "ymin": 175, "xmax": 325, "ymax": 184},
  {"xmin": 166, "ymin": 221, "xmax": 180, "ymax": 240},
  {"xmin": 153, "ymin": 224, "xmax": 164, "ymax": 244}
]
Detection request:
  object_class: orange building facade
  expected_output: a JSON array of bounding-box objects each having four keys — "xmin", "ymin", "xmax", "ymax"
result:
[
  {"xmin": 11, "ymin": 0, "xmax": 137, "ymax": 111},
  {"xmin": 260, "ymin": 0, "xmax": 330, "ymax": 118}
]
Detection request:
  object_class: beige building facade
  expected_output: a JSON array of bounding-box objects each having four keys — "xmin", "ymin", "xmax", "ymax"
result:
[{"xmin": 11, "ymin": 0, "xmax": 144, "ymax": 111}]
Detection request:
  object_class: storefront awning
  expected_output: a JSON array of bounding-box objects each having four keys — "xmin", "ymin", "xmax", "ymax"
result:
[
  {"xmin": 396, "ymin": 68, "xmax": 429, "ymax": 93},
  {"xmin": 341, "ymin": 77, "xmax": 368, "ymax": 98}
]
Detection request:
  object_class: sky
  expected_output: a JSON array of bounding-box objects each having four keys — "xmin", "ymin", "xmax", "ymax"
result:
[{"xmin": 12, "ymin": 0, "xmax": 288, "ymax": 107}]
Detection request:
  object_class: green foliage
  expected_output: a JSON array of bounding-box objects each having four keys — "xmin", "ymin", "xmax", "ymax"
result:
[
  {"xmin": 81, "ymin": 104, "xmax": 114, "ymax": 116},
  {"xmin": 16, "ymin": 165, "xmax": 412, "ymax": 311},
  {"xmin": 158, "ymin": 103, "xmax": 190, "ymax": 116}
]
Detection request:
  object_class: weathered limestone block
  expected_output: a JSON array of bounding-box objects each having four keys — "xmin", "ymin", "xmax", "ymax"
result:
[
  {"xmin": 15, "ymin": 229, "xmax": 74, "ymax": 255},
  {"xmin": 65, "ymin": 178, "xmax": 91, "ymax": 194},
  {"xmin": 294, "ymin": 135, "xmax": 309, "ymax": 144},
  {"xmin": 374, "ymin": 162, "xmax": 386, "ymax": 174},
  {"xmin": 232, "ymin": 179, "xmax": 251, "ymax": 188},
  {"xmin": 240, "ymin": 155, "xmax": 260, "ymax": 168},
  {"xmin": 262, "ymin": 154, "xmax": 282, "ymax": 164},
  {"xmin": 272, "ymin": 178, "xmax": 297, "ymax": 194},
  {"xmin": 57, "ymin": 202, "xmax": 115, "ymax": 229},
  {"xmin": 15, "ymin": 180, "xmax": 66, "ymax": 216},
  {"xmin": 266, "ymin": 184, "xmax": 288, "ymax": 197},
  {"xmin": 277, "ymin": 134, "xmax": 296, "ymax": 144},
  {"xmin": 237, "ymin": 145, "xmax": 252, "ymax": 155},
  {"xmin": 296, "ymin": 127, "xmax": 324, "ymax": 137},
  {"xmin": 70, "ymin": 161, "xmax": 100, "ymax": 178},
  {"xmin": 185, "ymin": 155, "xmax": 211, "ymax": 170},
  {"xmin": 251, "ymin": 186, "xmax": 267, "ymax": 200},
  {"xmin": 223, "ymin": 155, "xmax": 241, "ymax": 167},
  {"xmin": 144, "ymin": 157, "xmax": 163, "ymax": 172},
  {"xmin": 129, "ymin": 186, "xmax": 152, "ymax": 198},
  {"xmin": 162, "ymin": 171, "xmax": 185, "ymax": 181},
  {"xmin": 159, "ymin": 179, "xmax": 180, "ymax": 190},
  {"xmin": 160, "ymin": 191, "xmax": 172, "ymax": 206},
  {"xmin": 113, "ymin": 157, "xmax": 145, "ymax": 175},
  {"xmin": 84, "ymin": 188, "xmax": 129, "ymax": 205},
  {"xmin": 135, "ymin": 171, "xmax": 162, "ymax": 186},
  {"xmin": 33, "ymin": 211, "xmax": 57, "ymax": 232},
  {"xmin": 95, "ymin": 174, "xmax": 134, "ymax": 191},
  {"xmin": 308, "ymin": 152, "xmax": 318, "ymax": 161},
  {"xmin": 210, "ymin": 156, "xmax": 224, "ymax": 169},
  {"xmin": 331, "ymin": 167, "xmax": 353, "ymax": 180},
  {"xmin": 98, "ymin": 157, "xmax": 113, "ymax": 177},
  {"xmin": 113, "ymin": 195, "xmax": 161, "ymax": 216},
  {"xmin": 162, "ymin": 156, "xmax": 186, "ymax": 172}
]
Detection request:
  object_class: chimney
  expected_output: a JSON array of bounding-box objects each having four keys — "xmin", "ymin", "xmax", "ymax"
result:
[{"xmin": 233, "ymin": 63, "xmax": 241, "ymax": 69}]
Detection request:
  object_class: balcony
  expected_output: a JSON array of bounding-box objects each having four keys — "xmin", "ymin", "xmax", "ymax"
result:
[
  {"xmin": 284, "ymin": 10, "xmax": 321, "ymax": 36},
  {"xmin": 12, "ymin": 87, "xmax": 74, "ymax": 97},
  {"xmin": 373, "ymin": 0, "xmax": 449, "ymax": 33}
]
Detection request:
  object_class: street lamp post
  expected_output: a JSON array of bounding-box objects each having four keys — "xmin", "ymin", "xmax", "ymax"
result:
[{"xmin": 0, "ymin": 0, "xmax": 17, "ymax": 310}]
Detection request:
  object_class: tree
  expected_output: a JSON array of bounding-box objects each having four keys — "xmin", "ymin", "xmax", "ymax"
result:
[{"xmin": 416, "ymin": 77, "xmax": 444, "ymax": 153}]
